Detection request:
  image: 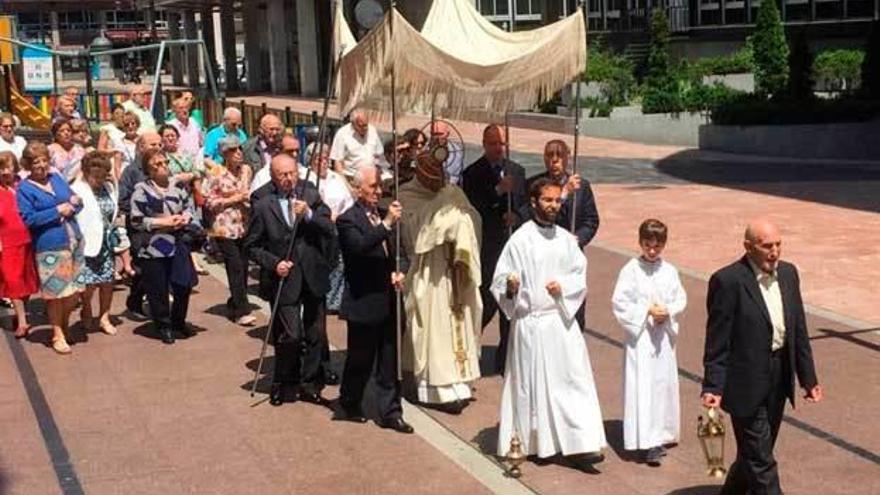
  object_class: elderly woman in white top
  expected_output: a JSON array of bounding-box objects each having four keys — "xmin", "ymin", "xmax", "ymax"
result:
[
  {"xmin": 0, "ymin": 113, "xmax": 27, "ymax": 160},
  {"xmin": 303, "ymin": 141, "xmax": 354, "ymax": 314},
  {"xmin": 71, "ymin": 151, "xmax": 119, "ymax": 335}
]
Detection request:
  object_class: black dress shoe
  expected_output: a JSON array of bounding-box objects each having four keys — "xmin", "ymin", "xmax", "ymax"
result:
[
  {"xmin": 378, "ymin": 417, "xmax": 414, "ymax": 434},
  {"xmin": 174, "ymin": 324, "xmax": 196, "ymax": 338},
  {"xmin": 269, "ymin": 383, "xmax": 284, "ymax": 406},
  {"xmin": 157, "ymin": 327, "xmax": 175, "ymax": 344},
  {"xmin": 298, "ymin": 386, "xmax": 323, "ymax": 405},
  {"xmin": 332, "ymin": 405, "xmax": 368, "ymax": 423},
  {"xmin": 323, "ymin": 369, "xmax": 340, "ymax": 385}
]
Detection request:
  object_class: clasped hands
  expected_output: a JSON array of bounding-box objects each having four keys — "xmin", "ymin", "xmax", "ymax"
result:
[
  {"xmin": 648, "ymin": 302, "xmax": 670, "ymax": 324},
  {"xmin": 56, "ymin": 195, "xmax": 82, "ymax": 218}
]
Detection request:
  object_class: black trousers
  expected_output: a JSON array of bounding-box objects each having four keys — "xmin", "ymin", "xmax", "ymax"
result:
[
  {"xmin": 215, "ymin": 237, "xmax": 249, "ymax": 319},
  {"xmin": 721, "ymin": 350, "xmax": 789, "ymax": 495},
  {"xmin": 126, "ymin": 257, "xmax": 146, "ymax": 311},
  {"xmin": 271, "ymin": 289, "xmax": 325, "ymax": 391},
  {"xmin": 339, "ymin": 317, "xmax": 402, "ymax": 421},
  {"xmin": 141, "ymin": 258, "xmax": 192, "ymax": 331}
]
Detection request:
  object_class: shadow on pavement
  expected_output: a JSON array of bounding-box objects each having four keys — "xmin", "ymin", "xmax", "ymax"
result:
[
  {"xmin": 655, "ymin": 149, "xmax": 880, "ymax": 213},
  {"xmin": 665, "ymin": 485, "xmax": 723, "ymax": 495},
  {"xmin": 473, "ymin": 424, "xmax": 500, "ymax": 456},
  {"xmin": 603, "ymin": 419, "xmax": 643, "ymax": 464},
  {"xmin": 811, "ymin": 327, "xmax": 880, "ymax": 352}
]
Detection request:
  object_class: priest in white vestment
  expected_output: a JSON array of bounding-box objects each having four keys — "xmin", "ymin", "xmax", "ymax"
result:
[
  {"xmin": 398, "ymin": 149, "xmax": 482, "ymax": 414},
  {"xmin": 491, "ymin": 178, "xmax": 606, "ymax": 468},
  {"xmin": 611, "ymin": 218, "xmax": 687, "ymax": 466}
]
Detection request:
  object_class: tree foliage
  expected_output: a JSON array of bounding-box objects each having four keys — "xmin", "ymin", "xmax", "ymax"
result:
[{"xmin": 751, "ymin": 0, "xmax": 789, "ymax": 96}]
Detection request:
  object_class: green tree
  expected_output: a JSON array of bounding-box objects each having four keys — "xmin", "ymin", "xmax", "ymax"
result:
[
  {"xmin": 861, "ymin": 21, "xmax": 880, "ymax": 98},
  {"xmin": 787, "ymin": 33, "xmax": 814, "ymax": 100},
  {"xmin": 642, "ymin": 8, "xmax": 681, "ymax": 113},
  {"xmin": 751, "ymin": 0, "xmax": 789, "ymax": 96},
  {"xmin": 815, "ymin": 49, "xmax": 865, "ymax": 93}
]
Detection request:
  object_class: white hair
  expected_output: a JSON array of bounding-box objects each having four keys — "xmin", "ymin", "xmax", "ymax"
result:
[
  {"xmin": 350, "ymin": 160, "xmax": 379, "ymax": 187},
  {"xmin": 223, "ymin": 107, "xmax": 242, "ymax": 120}
]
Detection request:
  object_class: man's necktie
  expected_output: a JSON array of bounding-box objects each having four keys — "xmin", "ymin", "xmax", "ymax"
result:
[
  {"xmin": 288, "ymin": 194, "xmax": 297, "ymax": 226},
  {"xmin": 368, "ymin": 210, "xmax": 389, "ymax": 256}
]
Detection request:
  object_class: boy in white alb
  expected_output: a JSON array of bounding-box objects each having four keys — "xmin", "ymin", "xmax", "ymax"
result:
[{"xmin": 611, "ymin": 219, "xmax": 687, "ymax": 466}]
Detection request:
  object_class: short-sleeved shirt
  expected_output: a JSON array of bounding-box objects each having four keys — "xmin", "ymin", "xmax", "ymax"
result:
[
  {"xmin": 167, "ymin": 117, "xmax": 203, "ymax": 164},
  {"xmin": 203, "ymin": 125, "xmax": 248, "ymax": 163},
  {"xmin": 0, "ymin": 136, "xmax": 27, "ymax": 159},
  {"xmin": 328, "ymin": 123, "xmax": 384, "ymax": 177},
  {"xmin": 203, "ymin": 166, "xmax": 250, "ymax": 239}
]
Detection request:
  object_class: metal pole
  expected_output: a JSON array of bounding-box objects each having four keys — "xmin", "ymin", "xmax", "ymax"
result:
[
  {"xmin": 390, "ymin": 0, "xmax": 403, "ymax": 382},
  {"xmin": 199, "ymin": 41, "xmax": 220, "ymax": 102},
  {"xmin": 149, "ymin": 41, "xmax": 167, "ymax": 116},
  {"xmin": 571, "ymin": 1, "xmax": 586, "ymax": 234}
]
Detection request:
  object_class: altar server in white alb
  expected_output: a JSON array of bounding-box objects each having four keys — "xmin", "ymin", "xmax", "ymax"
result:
[
  {"xmin": 491, "ymin": 177, "xmax": 606, "ymax": 471},
  {"xmin": 612, "ymin": 219, "xmax": 687, "ymax": 466}
]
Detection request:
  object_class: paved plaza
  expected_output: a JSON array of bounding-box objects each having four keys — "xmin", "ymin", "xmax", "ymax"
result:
[{"xmin": 1, "ymin": 99, "xmax": 878, "ymax": 494}]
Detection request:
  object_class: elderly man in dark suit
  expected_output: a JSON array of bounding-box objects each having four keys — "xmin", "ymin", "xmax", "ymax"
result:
[
  {"xmin": 702, "ymin": 218, "xmax": 823, "ymax": 495},
  {"xmin": 332, "ymin": 162, "xmax": 413, "ymax": 434},
  {"xmin": 244, "ymin": 153, "xmax": 335, "ymax": 407},
  {"xmin": 462, "ymin": 124, "xmax": 527, "ymax": 373}
]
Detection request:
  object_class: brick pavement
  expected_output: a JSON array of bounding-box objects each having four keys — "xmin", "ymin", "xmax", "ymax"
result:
[{"xmin": 1, "ymin": 244, "xmax": 876, "ymax": 494}]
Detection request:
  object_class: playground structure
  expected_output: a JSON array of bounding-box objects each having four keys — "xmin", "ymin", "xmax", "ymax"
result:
[{"xmin": 0, "ymin": 37, "xmax": 218, "ymax": 131}]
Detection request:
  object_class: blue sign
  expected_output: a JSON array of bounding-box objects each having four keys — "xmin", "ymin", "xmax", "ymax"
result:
[{"xmin": 21, "ymin": 45, "xmax": 54, "ymax": 93}]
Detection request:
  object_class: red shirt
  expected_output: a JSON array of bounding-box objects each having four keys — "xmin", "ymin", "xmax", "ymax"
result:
[{"xmin": 0, "ymin": 184, "xmax": 33, "ymax": 248}]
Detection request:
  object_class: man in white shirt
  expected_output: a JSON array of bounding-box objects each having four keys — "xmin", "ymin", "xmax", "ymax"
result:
[
  {"xmin": 329, "ymin": 109, "xmax": 383, "ymax": 178},
  {"xmin": 166, "ymin": 98, "xmax": 203, "ymax": 164},
  {"xmin": 121, "ymin": 85, "xmax": 156, "ymax": 133}
]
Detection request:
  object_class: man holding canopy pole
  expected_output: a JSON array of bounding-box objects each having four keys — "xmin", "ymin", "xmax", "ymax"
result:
[{"xmin": 462, "ymin": 124, "xmax": 527, "ymax": 374}]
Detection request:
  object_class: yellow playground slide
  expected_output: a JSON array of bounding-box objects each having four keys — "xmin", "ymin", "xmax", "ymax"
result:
[{"xmin": 9, "ymin": 87, "xmax": 50, "ymax": 130}]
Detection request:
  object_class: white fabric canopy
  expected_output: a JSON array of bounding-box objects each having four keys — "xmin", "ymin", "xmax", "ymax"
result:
[{"xmin": 337, "ymin": 0, "xmax": 587, "ymax": 117}]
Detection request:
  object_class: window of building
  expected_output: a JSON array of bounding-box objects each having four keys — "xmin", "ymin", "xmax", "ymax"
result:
[{"xmin": 477, "ymin": 0, "xmax": 542, "ymax": 22}]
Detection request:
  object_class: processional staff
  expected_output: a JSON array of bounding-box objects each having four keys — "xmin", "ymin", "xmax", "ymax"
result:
[
  {"xmin": 250, "ymin": 0, "xmax": 343, "ymax": 399},
  {"xmin": 570, "ymin": 0, "xmax": 586, "ymax": 234},
  {"xmin": 389, "ymin": 0, "xmax": 404, "ymax": 381}
]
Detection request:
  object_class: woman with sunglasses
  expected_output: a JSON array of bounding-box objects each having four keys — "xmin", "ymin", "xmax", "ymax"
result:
[
  {"xmin": 129, "ymin": 149, "xmax": 200, "ymax": 344},
  {"xmin": 202, "ymin": 136, "xmax": 255, "ymax": 326},
  {"xmin": 110, "ymin": 111, "xmax": 141, "ymax": 179}
]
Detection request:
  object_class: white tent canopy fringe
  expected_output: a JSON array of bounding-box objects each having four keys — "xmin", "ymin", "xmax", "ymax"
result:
[{"xmin": 337, "ymin": 2, "xmax": 587, "ymax": 118}]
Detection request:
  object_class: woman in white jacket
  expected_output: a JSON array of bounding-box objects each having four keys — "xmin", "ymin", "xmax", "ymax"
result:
[{"xmin": 72, "ymin": 152, "xmax": 119, "ymax": 335}]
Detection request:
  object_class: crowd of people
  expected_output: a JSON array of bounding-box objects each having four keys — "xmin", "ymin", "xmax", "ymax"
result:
[{"xmin": 0, "ymin": 86, "xmax": 823, "ymax": 493}]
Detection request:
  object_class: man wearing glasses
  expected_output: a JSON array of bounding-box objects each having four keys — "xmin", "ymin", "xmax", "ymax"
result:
[
  {"xmin": 121, "ymin": 85, "xmax": 156, "ymax": 133},
  {"xmin": 250, "ymin": 133, "xmax": 300, "ymax": 198}
]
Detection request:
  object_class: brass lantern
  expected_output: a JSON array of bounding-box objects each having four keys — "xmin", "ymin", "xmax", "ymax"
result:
[
  {"xmin": 697, "ymin": 406, "xmax": 727, "ymax": 478},
  {"xmin": 505, "ymin": 432, "xmax": 526, "ymax": 478}
]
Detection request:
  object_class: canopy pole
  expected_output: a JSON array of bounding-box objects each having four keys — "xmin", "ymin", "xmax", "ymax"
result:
[
  {"xmin": 504, "ymin": 111, "xmax": 512, "ymax": 238},
  {"xmin": 390, "ymin": 0, "xmax": 403, "ymax": 382},
  {"xmin": 570, "ymin": 0, "xmax": 586, "ymax": 234}
]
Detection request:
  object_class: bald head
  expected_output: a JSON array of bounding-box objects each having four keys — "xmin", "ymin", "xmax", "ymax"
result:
[
  {"xmin": 259, "ymin": 114, "xmax": 283, "ymax": 147},
  {"xmin": 744, "ymin": 218, "xmax": 782, "ymax": 274},
  {"xmin": 137, "ymin": 131, "xmax": 162, "ymax": 155},
  {"xmin": 351, "ymin": 110, "xmax": 369, "ymax": 137},
  {"xmin": 482, "ymin": 124, "xmax": 506, "ymax": 163},
  {"xmin": 270, "ymin": 153, "xmax": 298, "ymax": 194}
]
